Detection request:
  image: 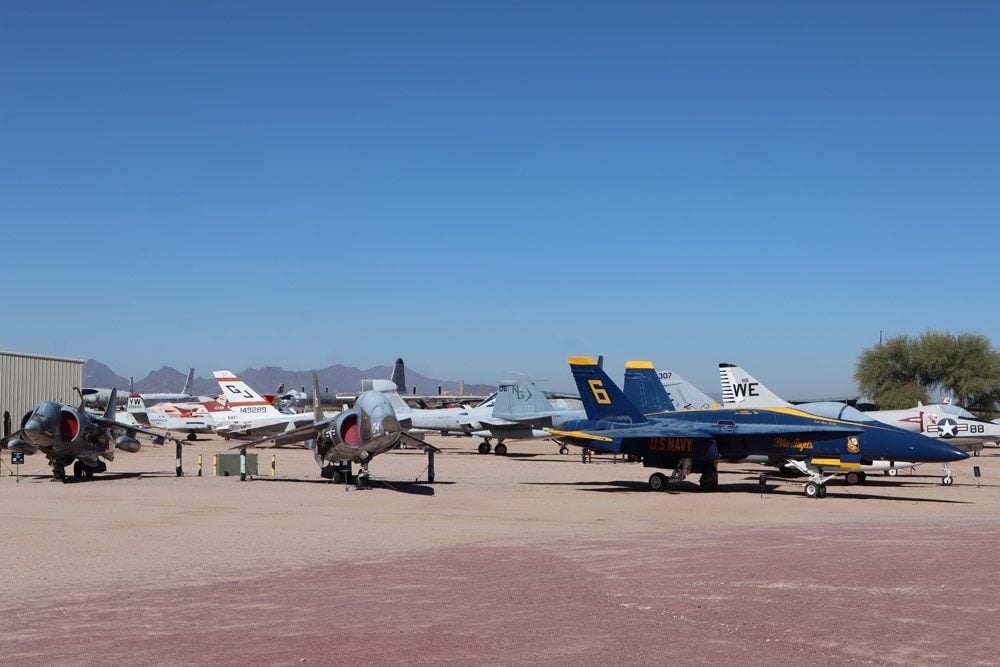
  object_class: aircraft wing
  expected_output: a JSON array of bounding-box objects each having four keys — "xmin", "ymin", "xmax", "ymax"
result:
[
  {"xmin": 401, "ymin": 432, "xmax": 440, "ymax": 453},
  {"xmin": 229, "ymin": 419, "xmax": 334, "ymax": 450},
  {"xmin": 93, "ymin": 416, "xmax": 185, "ymax": 446}
]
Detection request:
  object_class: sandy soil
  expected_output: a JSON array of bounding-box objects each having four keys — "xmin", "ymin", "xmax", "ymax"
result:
[{"xmin": 1, "ymin": 436, "xmax": 998, "ymax": 665}]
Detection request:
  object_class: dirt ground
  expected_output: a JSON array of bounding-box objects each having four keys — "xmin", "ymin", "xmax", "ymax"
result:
[{"xmin": 1, "ymin": 436, "xmax": 998, "ymax": 665}]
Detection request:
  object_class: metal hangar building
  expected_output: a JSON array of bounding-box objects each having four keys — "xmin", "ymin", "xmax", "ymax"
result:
[{"xmin": 1, "ymin": 350, "xmax": 84, "ymax": 438}]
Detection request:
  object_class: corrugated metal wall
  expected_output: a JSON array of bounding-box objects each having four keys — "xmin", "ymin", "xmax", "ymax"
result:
[{"xmin": 1, "ymin": 351, "xmax": 84, "ymax": 438}]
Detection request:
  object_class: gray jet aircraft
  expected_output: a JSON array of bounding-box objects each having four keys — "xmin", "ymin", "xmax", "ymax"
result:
[
  {"xmin": 232, "ymin": 374, "xmax": 438, "ymax": 487},
  {"xmin": 3, "ymin": 389, "xmax": 181, "ymax": 481}
]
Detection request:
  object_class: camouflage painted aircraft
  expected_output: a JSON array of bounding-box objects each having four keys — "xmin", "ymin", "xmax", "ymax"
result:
[
  {"xmin": 2, "ymin": 389, "xmax": 182, "ymax": 481},
  {"xmin": 549, "ymin": 357, "xmax": 967, "ymax": 498},
  {"xmin": 719, "ymin": 363, "xmax": 1000, "ymax": 474},
  {"xmin": 232, "ymin": 374, "xmax": 437, "ymax": 487}
]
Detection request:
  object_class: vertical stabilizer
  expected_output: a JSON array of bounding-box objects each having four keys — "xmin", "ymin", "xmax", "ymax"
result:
[
  {"xmin": 659, "ymin": 370, "xmax": 715, "ymax": 410},
  {"xmin": 494, "ymin": 373, "xmax": 553, "ymax": 418},
  {"xmin": 181, "ymin": 368, "xmax": 195, "ymax": 395},
  {"xmin": 391, "ymin": 358, "xmax": 406, "ymax": 394},
  {"xmin": 719, "ymin": 363, "xmax": 791, "ymax": 408},
  {"xmin": 622, "ymin": 362, "xmax": 676, "ymax": 414},
  {"xmin": 213, "ymin": 371, "xmax": 285, "ymax": 416},
  {"xmin": 568, "ymin": 357, "xmax": 647, "ymax": 424}
]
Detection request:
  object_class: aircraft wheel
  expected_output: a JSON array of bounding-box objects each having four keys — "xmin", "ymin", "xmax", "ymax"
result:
[
  {"xmin": 886, "ymin": 468, "xmax": 899, "ymax": 477},
  {"xmin": 942, "ymin": 475, "xmax": 954, "ymax": 486},
  {"xmin": 845, "ymin": 471, "xmax": 861, "ymax": 485},
  {"xmin": 494, "ymin": 443, "xmax": 508, "ymax": 456},
  {"xmin": 698, "ymin": 473, "xmax": 718, "ymax": 492},
  {"xmin": 804, "ymin": 481, "xmax": 820, "ymax": 498},
  {"xmin": 648, "ymin": 472, "xmax": 668, "ymax": 492},
  {"xmin": 559, "ymin": 446, "xmax": 569, "ymax": 455},
  {"xmin": 478, "ymin": 442, "xmax": 491, "ymax": 455},
  {"xmin": 84, "ymin": 466, "xmax": 95, "ymax": 478},
  {"xmin": 818, "ymin": 484, "xmax": 828, "ymax": 498},
  {"xmin": 73, "ymin": 460, "xmax": 85, "ymax": 480},
  {"xmin": 187, "ymin": 433, "xmax": 198, "ymax": 442}
]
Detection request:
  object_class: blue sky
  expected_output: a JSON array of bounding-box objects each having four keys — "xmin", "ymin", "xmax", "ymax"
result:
[{"xmin": 2, "ymin": 1, "xmax": 997, "ymax": 396}]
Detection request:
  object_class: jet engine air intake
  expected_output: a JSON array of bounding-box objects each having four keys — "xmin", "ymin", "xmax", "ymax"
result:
[
  {"xmin": 59, "ymin": 410, "xmax": 80, "ymax": 441},
  {"xmin": 337, "ymin": 412, "xmax": 360, "ymax": 447}
]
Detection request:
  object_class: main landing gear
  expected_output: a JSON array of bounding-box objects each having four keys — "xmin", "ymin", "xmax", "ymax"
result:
[
  {"xmin": 478, "ymin": 439, "xmax": 507, "ymax": 455},
  {"xmin": 558, "ymin": 445, "xmax": 569, "ymax": 455},
  {"xmin": 647, "ymin": 459, "xmax": 718, "ymax": 492}
]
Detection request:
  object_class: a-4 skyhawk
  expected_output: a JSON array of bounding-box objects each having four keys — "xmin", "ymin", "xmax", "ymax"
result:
[{"xmin": 549, "ymin": 358, "xmax": 967, "ymax": 498}]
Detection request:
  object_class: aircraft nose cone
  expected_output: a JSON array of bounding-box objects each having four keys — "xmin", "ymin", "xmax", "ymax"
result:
[
  {"xmin": 22, "ymin": 418, "xmax": 43, "ymax": 441},
  {"xmin": 918, "ymin": 439, "xmax": 970, "ymax": 463}
]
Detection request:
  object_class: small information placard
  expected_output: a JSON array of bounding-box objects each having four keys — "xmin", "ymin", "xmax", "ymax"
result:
[{"xmin": 11, "ymin": 452, "xmax": 25, "ymax": 465}]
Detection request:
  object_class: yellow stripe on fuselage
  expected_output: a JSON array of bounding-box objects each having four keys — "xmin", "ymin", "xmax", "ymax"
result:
[
  {"xmin": 640, "ymin": 406, "xmax": 896, "ymax": 431},
  {"xmin": 810, "ymin": 458, "xmax": 862, "ymax": 469},
  {"xmin": 547, "ymin": 429, "xmax": 614, "ymax": 442}
]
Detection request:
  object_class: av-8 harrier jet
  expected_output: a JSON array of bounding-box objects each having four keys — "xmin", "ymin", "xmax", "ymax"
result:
[{"xmin": 3, "ymin": 390, "xmax": 181, "ymax": 481}]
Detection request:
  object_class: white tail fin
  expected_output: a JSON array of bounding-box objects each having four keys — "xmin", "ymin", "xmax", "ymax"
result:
[
  {"xmin": 213, "ymin": 371, "xmax": 284, "ymax": 417},
  {"xmin": 718, "ymin": 363, "xmax": 790, "ymax": 408},
  {"xmin": 127, "ymin": 394, "xmax": 150, "ymax": 425},
  {"xmin": 657, "ymin": 370, "xmax": 716, "ymax": 410}
]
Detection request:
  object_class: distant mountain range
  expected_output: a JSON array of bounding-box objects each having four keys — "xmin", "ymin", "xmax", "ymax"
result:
[{"xmin": 83, "ymin": 360, "xmax": 495, "ymax": 397}]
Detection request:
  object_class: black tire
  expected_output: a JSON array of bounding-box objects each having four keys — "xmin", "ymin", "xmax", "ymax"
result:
[
  {"xmin": 478, "ymin": 442, "xmax": 491, "ymax": 455},
  {"xmin": 818, "ymin": 485, "xmax": 828, "ymax": 498},
  {"xmin": 649, "ymin": 472, "xmax": 668, "ymax": 491},
  {"xmin": 699, "ymin": 473, "xmax": 719, "ymax": 492},
  {"xmin": 942, "ymin": 476, "xmax": 954, "ymax": 486},
  {"xmin": 804, "ymin": 481, "xmax": 819, "ymax": 498},
  {"xmin": 494, "ymin": 443, "xmax": 508, "ymax": 456},
  {"xmin": 73, "ymin": 461, "xmax": 85, "ymax": 480},
  {"xmin": 845, "ymin": 471, "xmax": 861, "ymax": 486},
  {"xmin": 559, "ymin": 446, "xmax": 569, "ymax": 455}
]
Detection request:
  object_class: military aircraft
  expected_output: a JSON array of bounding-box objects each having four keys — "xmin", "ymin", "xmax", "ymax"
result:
[
  {"xmin": 122, "ymin": 393, "xmax": 234, "ymax": 440},
  {"xmin": 2, "ymin": 390, "xmax": 182, "ymax": 481},
  {"xmin": 378, "ymin": 372, "xmax": 578, "ymax": 455},
  {"xmin": 655, "ymin": 369, "xmax": 717, "ymax": 409},
  {"xmin": 549, "ymin": 357, "xmax": 967, "ymax": 498},
  {"xmin": 719, "ymin": 363, "xmax": 1000, "ymax": 465},
  {"xmin": 83, "ymin": 368, "xmax": 197, "ymax": 409},
  {"xmin": 212, "ymin": 371, "xmax": 318, "ymax": 438},
  {"xmin": 232, "ymin": 374, "xmax": 437, "ymax": 487}
]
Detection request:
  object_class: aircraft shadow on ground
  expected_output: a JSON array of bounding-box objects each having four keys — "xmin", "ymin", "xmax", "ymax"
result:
[
  {"xmin": 521, "ymin": 478, "xmax": 973, "ymax": 503},
  {"xmin": 6, "ymin": 471, "xmax": 179, "ymax": 483},
  {"xmin": 254, "ymin": 476, "xmax": 449, "ymax": 495}
]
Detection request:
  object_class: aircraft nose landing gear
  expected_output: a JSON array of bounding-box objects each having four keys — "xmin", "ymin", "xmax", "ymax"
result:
[{"xmin": 803, "ymin": 481, "xmax": 828, "ymax": 498}]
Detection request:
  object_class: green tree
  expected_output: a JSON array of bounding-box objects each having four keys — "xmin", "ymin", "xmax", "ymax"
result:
[
  {"xmin": 855, "ymin": 331, "xmax": 1000, "ymax": 412},
  {"xmin": 855, "ymin": 334, "xmax": 929, "ymax": 409}
]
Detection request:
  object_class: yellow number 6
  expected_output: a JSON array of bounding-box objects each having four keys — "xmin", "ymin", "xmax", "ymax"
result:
[{"xmin": 588, "ymin": 380, "xmax": 611, "ymax": 404}]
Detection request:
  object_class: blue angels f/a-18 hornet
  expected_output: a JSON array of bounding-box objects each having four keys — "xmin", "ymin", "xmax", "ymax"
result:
[{"xmin": 549, "ymin": 358, "xmax": 968, "ymax": 498}]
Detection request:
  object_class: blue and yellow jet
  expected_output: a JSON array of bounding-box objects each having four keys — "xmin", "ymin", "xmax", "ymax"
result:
[{"xmin": 549, "ymin": 357, "xmax": 968, "ymax": 498}]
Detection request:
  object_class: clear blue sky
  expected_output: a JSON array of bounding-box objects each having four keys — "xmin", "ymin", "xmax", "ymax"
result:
[{"xmin": 2, "ymin": 1, "xmax": 998, "ymax": 396}]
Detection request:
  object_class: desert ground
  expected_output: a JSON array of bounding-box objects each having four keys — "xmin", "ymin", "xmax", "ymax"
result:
[{"xmin": 1, "ymin": 435, "xmax": 998, "ymax": 665}]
